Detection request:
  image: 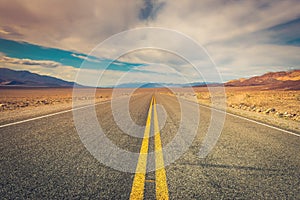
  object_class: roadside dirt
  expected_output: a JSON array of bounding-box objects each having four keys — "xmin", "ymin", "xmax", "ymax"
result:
[
  {"xmin": 175, "ymin": 86, "xmax": 300, "ymax": 133},
  {"xmin": 0, "ymin": 88, "xmax": 113, "ymax": 124}
]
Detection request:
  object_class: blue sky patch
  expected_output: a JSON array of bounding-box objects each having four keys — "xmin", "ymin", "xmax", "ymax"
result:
[{"xmin": 0, "ymin": 38, "xmax": 146, "ymax": 71}]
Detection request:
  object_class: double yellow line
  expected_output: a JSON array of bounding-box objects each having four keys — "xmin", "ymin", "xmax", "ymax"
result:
[{"xmin": 130, "ymin": 96, "xmax": 169, "ymax": 200}]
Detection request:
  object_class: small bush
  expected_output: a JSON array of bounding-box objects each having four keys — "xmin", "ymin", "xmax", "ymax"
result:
[{"xmin": 196, "ymin": 93, "xmax": 202, "ymax": 99}]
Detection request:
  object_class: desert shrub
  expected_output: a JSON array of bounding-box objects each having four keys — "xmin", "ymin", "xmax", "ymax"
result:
[{"xmin": 196, "ymin": 93, "xmax": 202, "ymax": 99}]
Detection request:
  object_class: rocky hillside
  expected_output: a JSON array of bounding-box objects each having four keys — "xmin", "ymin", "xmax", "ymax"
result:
[{"xmin": 226, "ymin": 70, "xmax": 300, "ymax": 90}]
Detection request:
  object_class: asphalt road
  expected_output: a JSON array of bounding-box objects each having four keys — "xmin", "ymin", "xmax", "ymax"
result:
[{"xmin": 1, "ymin": 92, "xmax": 300, "ymax": 199}]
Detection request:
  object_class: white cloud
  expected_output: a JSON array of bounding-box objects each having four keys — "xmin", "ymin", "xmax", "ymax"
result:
[
  {"xmin": 147, "ymin": 0, "xmax": 300, "ymax": 44},
  {"xmin": 1, "ymin": 0, "xmax": 299, "ymax": 53},
  {"xmin": 71, "ymin": 53, "xmax": 104, "ymax": 63},
  {"xmin": 206, "ymin": 43, "xmax": 300, "ymax": 80},
  {"xmin": 0, "ymin": 56, "xmax": 61, "ymax": 68},
  {"xmin": 0, "ymin": 0, "xmax": 143, "ymax": 53},
  {"xmin": 0, "ymin": 56, "xmax": 78, "ymax": 82}
]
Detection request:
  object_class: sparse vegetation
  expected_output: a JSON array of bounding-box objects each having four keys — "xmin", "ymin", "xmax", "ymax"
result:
[
  {"xmin": 196, "ymin": 93, "xmax": 202, "ymax": 99},
  {"xmin": 165, "ymin": 86, "xmax": 300, "ymax": 127},
  {"xmin": 0, "ymin": 88, "xmax": 112, "ymax": 112},
  {"xmin": 165, "ymin": 86, "xmax": 300, "ymax": 132}
]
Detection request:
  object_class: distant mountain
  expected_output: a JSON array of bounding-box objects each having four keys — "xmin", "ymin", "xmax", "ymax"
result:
[
  {"xmin": 114, "ymin": 82, "xmax": 211, "ymax": 88},
  {"xmin": 225, "ymin": 70, "xmax": 300, "ymax": 90},
  {"xmin": 0, "ymin": 68, "xmax": 79, "ymax": 87}
]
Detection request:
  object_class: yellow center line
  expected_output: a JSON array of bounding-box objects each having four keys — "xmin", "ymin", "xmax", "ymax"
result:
[
  {"xmin": 130, "ymin": 96, "xmax": 153, "ymax": 200},
  {"xmin": 153, "ymin": 97, "xmax": 169, "ymax": 200},
  {"xmin": 130, "ymin": 96, "xmax": 169, "ymax": 200}
]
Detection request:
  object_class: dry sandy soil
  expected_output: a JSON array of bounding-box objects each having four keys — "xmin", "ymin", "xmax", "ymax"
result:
[
  {"xmin": 164, "ymin": 86, "xmax": 300, "ymax": 133},
  {"xmin": 0, "ymin": 88, "xmax": 114, "ymax": 124},
  {"xmin": 0, "ymin": 87, "xmax": 299, "ymax": 133}
]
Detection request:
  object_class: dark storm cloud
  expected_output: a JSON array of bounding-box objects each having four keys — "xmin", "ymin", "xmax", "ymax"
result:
[{"xmin": 139, "ymin": 0, "xmax": 165, "ymax": 20}]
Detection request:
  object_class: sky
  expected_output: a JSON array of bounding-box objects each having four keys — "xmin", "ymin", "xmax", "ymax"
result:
[{"xmin": 0, "ymin": 0, "xmax": 299, "ymax": 86}]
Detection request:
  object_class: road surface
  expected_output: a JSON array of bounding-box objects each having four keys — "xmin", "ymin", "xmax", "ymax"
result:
[{"xmin": 1, "ymin": 92, "xmax": 300, "ymax": 199}]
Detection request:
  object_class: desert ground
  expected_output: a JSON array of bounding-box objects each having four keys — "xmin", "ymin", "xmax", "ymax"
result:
[
  {"xmin": 0, "ymin": 86, "xmax": 299, "ymax": 133},
  {"xmin": 176, "ymin": 86, "xmax": 300, "ymax": 133},
  {"xmin": 0, "ymin": 87, "xmax": 113, "ymax": 124}
]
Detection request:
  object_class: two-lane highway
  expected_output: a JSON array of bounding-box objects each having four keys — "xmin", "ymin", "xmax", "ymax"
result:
[{"xmin": 1, "ymin": 92, "xmax": 300, "ymax": 199}]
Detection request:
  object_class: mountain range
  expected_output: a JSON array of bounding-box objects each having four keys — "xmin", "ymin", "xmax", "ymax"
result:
[
  {"xmin": 0, "ymin": 68, "xmax": 299, "ymax": 90},
  {"xmin": 0, "ymin": 68, "xmax": 215, "ymax": 88},
  {"xmin": 0, "ymin": 68, "xmax": 77, "ymax": 87},
  {"xmin": 225, "ymin": 70, "xmax": 300, "ymax": 90},
  {"xmin": 113, "ymin": 82, "xmax": 211, "ymax": 88}
]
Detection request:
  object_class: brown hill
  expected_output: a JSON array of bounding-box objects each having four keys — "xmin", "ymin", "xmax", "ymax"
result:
[
  {"xmin": 225, "ymin": 70, "xmax": 300, "ymax": 90},
  {"xmin": 0, "ymin": 68, "xmax": 80, "ymax": 87}
]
